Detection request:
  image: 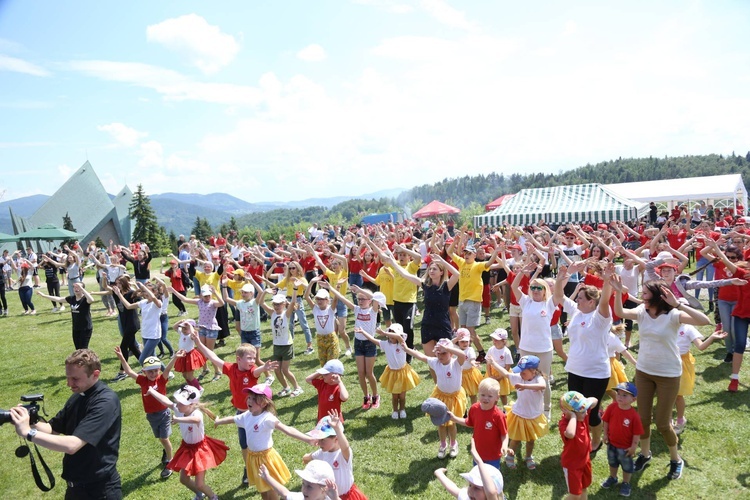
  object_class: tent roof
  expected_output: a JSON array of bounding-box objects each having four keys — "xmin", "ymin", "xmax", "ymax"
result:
[
  {"xmin": 412, "ymin": 200, "xmax": 460, "ymax": 218},
  {"xmin": 485, "ymin": 193, "xmax": 515, "ymax": 211},
  {"xmin": 605, "ymin": 174, "xmax": 747, "ymax": 203},
  {"xmin": 475, "ymin": 183, "xmax": 647, "ymax": 227}
]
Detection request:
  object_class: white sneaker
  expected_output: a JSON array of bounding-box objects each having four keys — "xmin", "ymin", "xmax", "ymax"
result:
[
  {"xmin": 392, "ymin": 411, "xmax": 399, "ymax": 420},
  {"xmin": 52, "ymin": 307, "xmax": 58, "ymax": 313},
  {"xmin": 59, "ymin": 305, "xmax": 65, "ymax": 312},
  {"xmin": 266, "ymin": 375, "xmax": 275, "ymax": 386},
  {"xmin": 345, "ymin": 349, "xmax": 352, "ymax": 357},
  {"xmin": 399, "ymin": 410, "xmax": 407, "ymax": 419},
  {"xmin": 168, "ymin": 372, "xmax": 175, "ymax": 380}
]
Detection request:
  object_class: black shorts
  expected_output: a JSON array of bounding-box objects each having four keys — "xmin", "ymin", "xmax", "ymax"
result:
[{"xmin": 449, "ymin": 282, "xmax": 459, "ymax": 307}]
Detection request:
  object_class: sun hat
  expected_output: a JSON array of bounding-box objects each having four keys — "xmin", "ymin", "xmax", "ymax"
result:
[
  {"xmin": 316, "ymin": 359, "xmax": 344, "ymax": 376},
  {"xmin": 386, "ymin": 323, "xmax": 407, "ymax": 340},
  {"xmin": 242, "ymin": 384, "xmax": 273, "ymax": 399},
  {"xmin": 614, "ymin": 382, "xmax": 638, "ymax": 397},
  {"xmin": 307, "ymin": 416, "xmax": 338, "ymax": 439},
  {"xmin": 512, "ymin": 355, "xmax": 540, "ymax": 373},
  {"xmin": 459, "ymin": 465, "xmax": 504, "ymax": 492},
  {"xmin": 173, "ymin": 385, "xmax": 201, "ymax": 405},
  {"xmin": 295, "ymin": 460, "xmax": 335, "ymax": 485},
  {"xmin": 453, "ymin": 328, "xmax": 471, "ymax": 343},
  {"xmin": 142, "ymin": 356, "xmax": 161, "ymax": 371},
  {"xmin": 490, "ymin": 328, "xmax": 508, "ymax": 340},
  {"xmin": 200, "ymin": 286, "xmax": 212, "ymax": 296},
  {"xmin": 561, "ymin": 391, "xmax": 597, "ymax": 413}
]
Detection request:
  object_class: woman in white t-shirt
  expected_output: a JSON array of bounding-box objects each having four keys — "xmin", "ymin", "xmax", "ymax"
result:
[
  {"xmin": 511, "ymin": 261, "xmax": 561, "ymax": 420},
  {"xmin": 554, "ymin": 262, "xmax": 613, "ymax": 456},
  {"xmin": 612, "ymin": 277, "xmax": 709, "ymax": 480}
]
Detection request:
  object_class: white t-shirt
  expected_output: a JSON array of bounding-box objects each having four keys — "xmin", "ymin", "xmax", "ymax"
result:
[
  {"xmin": 676, "ymin": 324, "xmax": 703, "ymax": 355},
  {"xmin": 177, "ymin": 328, "xmax": 195, "ymax": 352},
  {"xmin": 607, "ymin": 332, "xmax": 628, "ymax": 358},
  {"xmin": 353, "ymin": 306, "xmax": 377, "ymax": 341},
  {"xmin": 428, "ymin": 357, "xmax": 463, "ymax": 394},
  {"xmin": 159, "ymin": 294, "xmax": 169, "ymax": 315},
  {"xmin": 379, "ymin": 340, "xmax": 407, "ymax": 370},
  {"xmin": 563, "ymin": 297, "xmax": 612, "ymax": 379},
  {"xmin": 236, "ymin": 299, "xmax": 261, "ymax": 331},
  {"xmin": 312, "ymin": 306, "xmax": 336, "ymax": 335},
  {"xmin": 519, "ymin": 295, "xmax": 556, "ymax": 353},
  {"xmin": 460, "ymin": 346, "xmax": 477, "ymax": 370},
  {"xmin": 139, "ymin": 300, "xmax": 161, "ymax": 340},
  {"xmin": 635, "ymin": 305, "xmax": 683, "ymax": 377},
  {"xmin": 234, "ymin": 410, "xmax": 279, "ymax": 452},
  {"xmin": 311, "ymin": 448, "xmax": 354, "ymax": 495},
  {"xmin": 616, "ymin": 264, "xmax": 640, "ymax": 298},
  {"xmin": 174, "ymin": 408, "xmax": 204, "ymax": 444},
  {"xmin": 487, "ymin": 345, "xmax": 513, "ymax": 369},
  {"xmin": 271, "ymin": 312, "xmax": 293, "ymax": 346},
  {"xmin": 508, "ymin": 373, "xmax": 544, "ymax": 419}
]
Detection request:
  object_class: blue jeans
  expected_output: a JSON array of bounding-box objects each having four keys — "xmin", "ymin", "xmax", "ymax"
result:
[
  {"xmin": 139, "ymin": 338, "xmax": 161, "ymax": 365},
  {"xmin": 348, "ymin": 273, "xmax": 364, "ymax": 305},
  {"xmin": 718, "ymin": 299, "xmax": 736, "ymax": 354},
  {"xmin": 732, "ymin": 316, "xmax": 749, "ymax": 354},
  {"xmin": 292, "ymin": 297, "xmax": 312, "ymax": 344},
  {"xmin": 694, "ymin": 257, "xmax": 715, "ymax": 301},
  {"xmin": 159, "ymin": 313, "xmax": 174, "ymax": 356},
  {"xmin": 18, "ymin": 286, "xmax": 34, "ymax": 311},
  {"xmin": 192, "ymin": 276, "xmax": 201, "ymax": 296}
]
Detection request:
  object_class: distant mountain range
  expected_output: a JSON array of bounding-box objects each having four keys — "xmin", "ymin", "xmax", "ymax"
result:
[{"xmin": 0, "ymin": 188, "xmax": 405, "ymax": 236}]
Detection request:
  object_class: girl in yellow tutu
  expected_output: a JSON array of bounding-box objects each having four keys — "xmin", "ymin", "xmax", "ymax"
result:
[
  {"xmin": 454, "ymin": 328, "xmax": 484, "ymax": 405},
  {"xmin": 404, "ymin": 337, "xmax": 467, "ymax": 459},
  {"xmin": 492, "ymin": 354, "xmax": 548, "ymax": 470},
  {"xmin": 358, "ymin": 322, "xmax": 421, "ymax": 419},
  {"xmin": 214, "ymin": 384, "xmax": 318, "ymax": 499},
  {"xmin": 486, "ymin": 328, "xmax": 514, "ymax": 406},
  {"xmin": 606, "ymin": 325, "xmax": 637, "ymax": 400},
  {"xmin": 672, "ymin": 323, "xmax": 726, "ymax": 434}
]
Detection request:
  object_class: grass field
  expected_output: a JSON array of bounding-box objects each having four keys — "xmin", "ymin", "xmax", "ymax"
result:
[{"xmin": 1, "ymin": 274, "xmax": 749, "ymax": 499}]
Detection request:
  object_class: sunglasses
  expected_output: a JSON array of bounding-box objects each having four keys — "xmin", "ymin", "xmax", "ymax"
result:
[
  {"xmin": 529, "ymin": 285, "xmax": 544, "ymax": 291},
  {"xmin": 727, "ymin": 255, "xmax": 739, "ymax": 261}
]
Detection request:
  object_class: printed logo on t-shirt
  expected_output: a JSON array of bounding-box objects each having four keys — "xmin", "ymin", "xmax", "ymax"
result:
[
  {"xmin": 356, "ymin": 311, "xmax": 371, "ymax": 321},
  {"xmin": 485, "ymin": 421, "xmax": 493, "ymax": 430},
  {"xmin": 580, "ymin": 321, "xmax": 586, "ymax": 327},
  {"xmin": 623, "ymin": 418, "xmax": 631, "ymax": 427},
  {"xmin": 70, "ymin": 303, "xmax": 80, "ymax": 314},
  {"xmin": 253, "ymin": 424, "xmax": 259, "ymax": 431},
  {"xmin": 446, "ymin": 371, "xmax": 452, "ymax": 378},
  {"xmin": 396, "ymin": 348, "xmax": 401, "ymax": 353},
  {"xmin": 332, "ymin": 460, "xmax": 339, "ymax": 469},
  {"xmin": 316, "ymin": 315, "xmax": 330, "ymax": 329},
  {"xmin": 328, "ymin": 394, "xmax": 335, "ymax": 401},
  {"xmin": 243, "ymin": 376, "xmax": 249, "ymax": 384},
  {"xmin": 540, "ymin": 310, "xmax": 547, "ymax": 317},
  {"xmin": 187, "ymin": 426, "xmax": 193, "ymax": 433}
]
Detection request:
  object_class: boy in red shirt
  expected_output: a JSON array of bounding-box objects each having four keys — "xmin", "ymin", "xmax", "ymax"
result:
[
  {"xmin": 113, "ymin": 348, "xmax": 178, "ymax": 479},
  {"xmin": 305, "ymin": 359, "xmax": 350, "ymax": 422},
  {"xmin": 600, "ymin": 382, "xmax": 644, "ymax": 497},
  {"xmin": 447, "ymin": 378, "xmax": 509, "ymax": 470},
  {"xmin": 192, "ymin": 335, "xmax": 278, "ymax": 484},
  {"xmin": 559, "ymin": 391, "xmax": 598, "ymax": 500}
]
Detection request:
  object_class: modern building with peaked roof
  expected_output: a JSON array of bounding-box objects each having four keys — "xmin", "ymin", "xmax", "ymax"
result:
[{"xmin": 5, "ymin": 161, "xmax": 133, "ymax": 252}]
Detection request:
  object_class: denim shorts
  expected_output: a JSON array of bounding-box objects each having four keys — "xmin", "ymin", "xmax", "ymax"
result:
[
  {"xmin": 607, "ymin": 443, "xmax": 635, "ymax": 473},
  {"xmin": 241, "ymin": 329, "xmax": 261, "ymax": 347},
  {"xmin": 199, "ymin": 327, "xmax": 219, "ymax": 339},
  {"xmin": 550, "ymin": 324, "xmax": 562, "ymax": 341},
  {"xmin": 354, "ymin": 338, "xmax": 377, "ymax": 358},
  {"xmin": 335, "ymin": 300, "xmax": 348, "ymax": 318}
]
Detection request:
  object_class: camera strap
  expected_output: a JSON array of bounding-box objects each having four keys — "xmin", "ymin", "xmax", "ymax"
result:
[{"xmin": 17, "ymin": 443, "xmax": 55, "ymax": 492}]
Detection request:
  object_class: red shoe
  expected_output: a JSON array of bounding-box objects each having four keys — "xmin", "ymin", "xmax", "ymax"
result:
[
  {"xmin": 728, "ymin": 378, "xmax": 739, "ymax": 392},
  {"xmin": 371, "ymin": 394, "xmax": 380, "ymax": 409},
  {"xmin": 362, "ymin": 395, "xmax": 371, "ymax": 410}
]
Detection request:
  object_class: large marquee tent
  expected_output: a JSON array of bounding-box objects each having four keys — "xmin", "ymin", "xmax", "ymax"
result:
[
  {"xmin": 604, "ymin": 174, "xmax": 747, "ymax": 209},
  {"xmin": 474, "ymin": 183, "xmax": 648, "ymax": 227}
]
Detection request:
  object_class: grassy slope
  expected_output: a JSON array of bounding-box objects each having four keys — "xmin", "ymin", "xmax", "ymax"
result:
[{"xmin": 0, "ymin": 274, "xmax": 749, "ymax": 499}]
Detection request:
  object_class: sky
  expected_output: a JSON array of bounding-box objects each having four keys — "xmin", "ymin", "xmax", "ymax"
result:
[{"xmin": 1, "ymin": 0, "xmax": 749, "ymax": 204}]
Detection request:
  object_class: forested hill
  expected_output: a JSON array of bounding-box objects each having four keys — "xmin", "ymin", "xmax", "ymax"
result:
[{"xmin": 397, "ymin": 152, "xmax": 750, "ymax": 208}]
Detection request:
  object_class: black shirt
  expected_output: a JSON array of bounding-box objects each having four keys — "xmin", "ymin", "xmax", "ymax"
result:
[
  {"xmin": 124, "ymin": 253, "xmax": 151, "ymax": 280},
  {"xmin": 421, "ymin": 282, "xmax": 453, "ymax": 332},
  {"xmin": 115, "ymin": 291, "xmax": 140, "ymax": 334},
  {"xmin": 49, "ymin": 380, "xmax": 121, "ymax": 483},
  {"xmin": 66, "ymin": 295, "xmax": 93, "ymax": 330}
]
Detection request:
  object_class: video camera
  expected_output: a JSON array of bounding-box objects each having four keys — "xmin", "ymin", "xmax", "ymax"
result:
[{"xmin": 0, "ymin": 394, "xmax": 46, "ymax": 426}]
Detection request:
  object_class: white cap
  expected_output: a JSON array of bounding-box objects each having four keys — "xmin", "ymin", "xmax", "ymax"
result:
[
  {"xmin": 271, "ymin": 294, "xmax": 287, "ymax": 304},
  {"xmin": 372, "ymin": 291, "xmax": 387, "ymax": 309},
  {"xmin": 314, "ymin": 289, "xmax": 330, "ymax": 299},
  {"xmin": 459, "ymin": 465, "xmax": 504, "ymax": 492},
  {"xmin": 294, "ymin": 460, "xmax": 335, "ymax": 485}
]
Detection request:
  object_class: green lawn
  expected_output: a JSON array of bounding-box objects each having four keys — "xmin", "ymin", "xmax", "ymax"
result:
[{"xmin": 1, "ymin": 276, "xmax": 749, "ymax": 499}]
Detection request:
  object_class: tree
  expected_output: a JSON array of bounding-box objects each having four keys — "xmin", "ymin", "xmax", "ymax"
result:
[
  {"xmin": 95, "ymin": 237, "xmax": 105, "ymax": 249},
  {"xmin": 129, "ymin": 184, "xmax": 161, "ymax": 250},
  {"xmin": 191, "ymin": 217, "xmax": 213, "ymax": 242},
  {"xmin": 62, "ymin": 212, "xmax": 77, "ymax": 247}
]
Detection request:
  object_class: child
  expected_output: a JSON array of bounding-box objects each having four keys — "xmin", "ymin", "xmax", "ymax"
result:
[
  {"xmin": 325, "ymin": 283, "xmax": 382, "ymax": 410},
  {"xmin": 359, "ymin": 323, "xmax": 420, "ymax": 419},
  {"xmin": 303, "ymin": 411, "xmax": 368, "ymax": 500},
  {"xmin": 214, "ymin": 384, "xmax": 318, "ymax": 499},
  {"xmin": 491, "ymin": 355, "xmax": 547, "ymax": 470},
  {"xmin": 260, "ymin": 290, "xmax": 303, "ymax": 397},
  {"xmin": 154, "ymin": 279, "xmax": 175, "ymax": 358},
  {"xmin": 147, "ymin": 385, "xmax": 228, "ymax": 500},
  {"xmin": 454, "ymin": 328, "xmax": 484, "ymax": 405},
  {"xmin": 172, "ymin": 319, "xmax": 207, "ymax": 392},
  {"xmin": 223, "ymin": 276, "xmax": 267, "ymax": 376},
  {"xmin": 192, "ymin": 331, "xmax": 278, "ymax": 485},
  {"xmin": 673, "ymin": 324, "xmax": 726, "ymax": 434},
  {"xmin": 600, "ymin": 382, "xmax": 643, "ymax": 497},
  {"xmin": 605, "ymin": 325, "xmax": 637, "ymax": 400},
  {"xmin": 434, "ymin": 437, "xmax": 504, "ymax": 500},
  {"xmin": 305, "ymin": 359, "xmax": 350, "ymax": 423},
  {"xmin": 448, "ymin": 378, "xmax": 510, "ymax": 470},
  {"xmin": 403, "ymin": 337, "xmax": 467, "ymax": 459},
  {"xmin": 259, "ymin": 460, "xmax": 339, "ymax": 500},
  {"xmin": 560, "ymin": 391, "xmax": 598, "ymax": 500},
  {"xmin": 113, "ymin": 280, "xmax": 164, "ymax": 365},
  {"xmin": 485, "ymin": 328, "xmax": 513, "ymax": 406},
  {"xmin": 113, "ymin": 348, "xmax": 178, "ymax": 479},
  {"xmin": 303, "ymin": 279, "xmax": 339, "ymax": 366}
]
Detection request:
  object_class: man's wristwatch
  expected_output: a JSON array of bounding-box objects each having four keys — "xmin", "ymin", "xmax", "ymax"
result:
[{"xmin": 26, "ymin": 428, "xmax": 37, "ymax": 441}]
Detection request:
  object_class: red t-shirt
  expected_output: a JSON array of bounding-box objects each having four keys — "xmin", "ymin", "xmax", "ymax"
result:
[
  {"xmin": 602, "ymin": 403, "xmax": 644, "ymax": 449},
  {"xmin": 665, "ymin": 230, "xmax": 687, "ymax": 250},
  {"xmin": 136, "ymin": 374, "xmax": 169, "ymax": 414},
  {"xmin": 465, "ymin": 403, "xmax": 508, "ymax": 461},
  {"xmin": 714, "ymin": 261, "xmax": 739, "ymax": 302},
  {"xmin": 507, "ymin": 272, "xmax": 530, "ymax": 306},
  {"xmin": 223, "ymin": 362, "xmax": 259, "ymax": 410},
  {"xmin": 559, "ymin": 412, "xmax": 591, "ymax": 469},
  {"xmin": 244, "ymin": 264, "xmax": 265, "ymax": 283},
  {"xmin": 347, "ymin": 253, "xmax": 363, "ymax": 275},
  {"xmin": 312, "ymin": 378, "xmax": 344, "ymax": 422},
  {"xmin": 164, "ymin": 268, "xmax": 185, "ymax": 292},
  {"xmin": 732, "ymin": 268, "xmax": 750, "ymax": 318},
  {"xmin": 299, "ymin": 255, "xmax": 316, "ymax": 273}
]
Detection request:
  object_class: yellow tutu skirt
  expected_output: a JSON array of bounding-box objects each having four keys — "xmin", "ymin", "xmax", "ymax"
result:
[
  {"xmin": 246, "ymin": 447, "xmax": 291, "ymax": 493},
  {"xmin": 507, "ymin": 411, "xmax": 548, "ymax": 442},
  {"xmin": 485, "ymin": 365, "xmax": 513, "ymax": 395},
  {"xmin": 678, "ymin": 352, "xmax": 696, "ymax": 396},
  {"xmin": 380, "ymin": 364, "xmax": 421, "ymax": 394},
  {"xmin": 461, "ymin": 367, "xmax": 484, "ymax": 397},
  {"xmin": 607, "ymin": 357, "xmax": 629, "ymax": 391},
  {"xmin": 429, "ymin": 386, "xmax": 467, "ymax": 427}
]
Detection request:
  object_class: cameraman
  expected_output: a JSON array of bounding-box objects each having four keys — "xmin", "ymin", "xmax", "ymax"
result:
[{"xmin": 11, "ymin": 349, "xmax": 122, "ymax": 499}]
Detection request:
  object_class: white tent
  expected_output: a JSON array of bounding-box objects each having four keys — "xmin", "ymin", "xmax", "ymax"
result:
[
  {"xmin": 605, "ymin": 174, "xmax": 747, "ymax": 210},
  {"xmin": 474, "ymin": 183, "xmax": 648, "ymax": 227}
]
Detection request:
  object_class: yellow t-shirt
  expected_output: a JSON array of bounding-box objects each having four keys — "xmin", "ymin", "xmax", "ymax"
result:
[
  {"xmin": 454, "ymin": 255, "xmax": 486, "ymax": 302},
  {"xmin": 375, "ymin": 267, "xmax": 395, "ymax": 305},
  {"xmin": 325, "ymin": 269, "xmax": 348, "ymax": 296},
  {"xmin": 277, "ymin": 277, "xmax": 308, "ymax": 296},
  {"xmin": 390, "ymin": 261, "xmax": 419, "ymax": 303},
  {"xmin": 195, "ymin": 271, "xmax": 220, "ymax": 290},
  {"xmin": 226, "ymin": 278, "xmax": 245, "ymax": 294}
]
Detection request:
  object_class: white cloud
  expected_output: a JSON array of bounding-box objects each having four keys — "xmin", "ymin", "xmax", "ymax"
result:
[
  {"xmin": 353, "ymin": 0, "xmax": 413, "ymax": 14},
  {"xmin": 297, "ymin": 44, "xmax": 327, "ymax": 62},
  {"xmin": 419, "ymin": 0, "xmax": 477, "ymax": 31},
  {"xmin": 563, "ymin": 20, "xmax": 579, "ymax": 36},
  {"xmin": 97, "ymin": 123, "xmax": 147, "ymax": 148},
  {"xmin": 146, "ymin": 14, "xmax": 240, "ymax": 74},
  {"xmin": 0, "ymin": 54, "xmax": 50, "ymax": 76},
  {"xmin": 137, "ymin": 141, "xmax": 164, "ymax": 168},
  {"xmin": 57, "ymin": 164, "xmax": 72, "ymax": 179}
]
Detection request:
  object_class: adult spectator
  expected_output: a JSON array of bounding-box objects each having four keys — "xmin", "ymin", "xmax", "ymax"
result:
[
  {"xmin": 11, "ymin": 349, "xmax": 122, "ymax": 499},
  {"xmin": 649, "ymin": 202, "xmax": 658, "ymax": 225}
]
